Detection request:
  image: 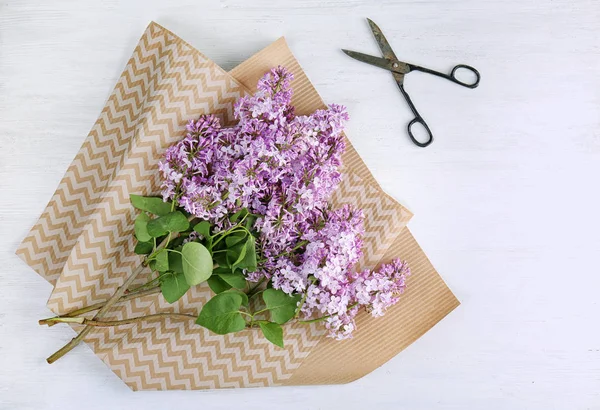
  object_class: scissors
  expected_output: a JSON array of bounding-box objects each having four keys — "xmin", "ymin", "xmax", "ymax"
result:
[{"xmin": 343, "ymin": 18, "xmax": 481, "ymax": 147}]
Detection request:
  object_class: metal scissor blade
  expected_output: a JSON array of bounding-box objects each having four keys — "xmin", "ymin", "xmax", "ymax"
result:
[
  {"xmin": 342, "ymin": 49, "xmax": 409, "ymax": 75},
  {"xmin": 342, "ymin": 50, "xmax": 394, "ymax": 71},
  {"xmin": 366, "ymin": 18, "xmax": 399, "ymax": 62}
]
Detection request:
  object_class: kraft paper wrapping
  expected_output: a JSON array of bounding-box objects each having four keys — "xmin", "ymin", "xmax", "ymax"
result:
[{"xmin": 16, "ymin": 22, "xmax": 459, "ymax": 390}]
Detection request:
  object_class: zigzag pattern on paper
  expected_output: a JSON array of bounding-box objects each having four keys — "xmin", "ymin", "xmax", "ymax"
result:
[
  {"xmin": 47, "ymin": 26, "xmax": 242, "ymax": 314},
  {"xmin": 331, "ymin": 173, "xmax": 411, "ymax": 271},
  {"xmin": 39, "ymin": 23, "xmax": 325, "ymax": 390},
  {"xmin": 80, "ymin": 285, "xmax": 324, "ymax": 390},
  {"xmin": 15, "ymin": 23, "xmax": 172, "ymax": 285},
  {"xmin": 20, "ymin": 23, "xmax": 413, "ymax": 390}
]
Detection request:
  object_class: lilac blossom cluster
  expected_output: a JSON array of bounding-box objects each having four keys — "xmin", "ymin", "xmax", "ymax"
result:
[
  {"xmin": 159, "ymin": 67, "xmax": 346, "ymax": 229},
  {"xmin": 159, "ymin": 67, "xmax": 409, "ymax": 339}
]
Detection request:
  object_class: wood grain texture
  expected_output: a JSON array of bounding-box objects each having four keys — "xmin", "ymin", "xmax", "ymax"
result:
[{"xmin": 1, "ymin": 0, "xmax": 599, "ymax": 409}]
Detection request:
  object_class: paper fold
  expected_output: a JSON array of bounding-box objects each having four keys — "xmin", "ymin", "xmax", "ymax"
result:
[{"xmin": 17, "ymin": 22, "xmax": 458, "ymax": 390}]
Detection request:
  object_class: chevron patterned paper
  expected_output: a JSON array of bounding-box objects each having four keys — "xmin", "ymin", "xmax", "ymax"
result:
[{"xmin": 17, "ymin": 22, "xmax": 458, "ymax": 390}]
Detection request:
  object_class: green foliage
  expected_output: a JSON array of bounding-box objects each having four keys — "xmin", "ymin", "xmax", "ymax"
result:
[
  {"xmin": 160, "ymin": 271, "xmax": 190, "ymax": 303},
  {"xmin": 220, "ymin": 234, "xmax": 257, "ymax": 273},
  {"xmin": 193, "ymin": 221, "xmax": 212, "ymax": 248},
  {"xmin": 196, "ymin": 292, "xmax": 246, "ymax": 335},
  {"xmin": 167, "ymin": 235, "xmax": 187, "ymax": 249},
  {"xmin": 217, "ymin": 272, "xmax": 247, "ymax": 289},
  {"xmin": 228, "ymin": 241, "xmax": 247, "ymax": 271},
  {"xmin": 212, "ymin": 251, "xmax": 229, "ymax": 269},
  {"xmin": 134, "ymin": 213, "xmax": 152, "ymax": 242},
  {"xmin": 167, "ymin": 249, "xmax": 183, "ymax": 273},
  {"xmin": 223, "ymin": 288, "xmax": 249, "ymax": 306},
  {"xmin": 130, "ymin": 194, "xmax": 173, "ymax": 216},
  {"xmin": 153, "ymin": 249, "xmax": 169, "ymax": 272},
  {"xmin": 128, "ymin": 200, "xmax": 281, "ymax": 339},
  {"xmin": 225, "ymin": 231, "xmax": 246, "ymax": 247},
  {"xmin": 181, "ymin": 242, "xmax": 213, "ymax": 286},
  {"xmin": 134, "ymin": 241, "xmax": 153, "ymax": 255},
  {"xmin": 212, "ymin": 266, "xmax": 232, "ymax": 274},
  {"xmin": 262, "ymin": 288, "xmax": 301, "ymax": 324},
  {"xmin": 259, "ymin": 322, "xmax": 284, "ymax": 348},
  {"xmin": 146, "ymin": 211, "xmax": 190, "ymax": 237},
  {"xmin": 238, "ymin": 236, "xmax": 257, "ymax": 272},
  {"xmin": 207, "ymin": 276, "xmax": 232, "ymax": 294},
  {"xmin": 229, "ymin": 208, "xmax": 249, "ymax": 223},
  {"xmin": 244, "ymin": 214, "xmax": 257, "ymax": 231}
]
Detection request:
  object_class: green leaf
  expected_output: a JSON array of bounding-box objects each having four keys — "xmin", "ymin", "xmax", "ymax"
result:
[
  {"xmin": 181, "ymin": 242, "xmax": 213, "ymax": 286},
  {"xmin": 229, "ymin": 208, "xmax": 249, "ymax": 223},
  {"xmin": 160, "ymin": 271, "xmax": 190, "ymax": 303},
  {"xmin": 213, "ymin": 266, "xmax": 233, "ymax": 275},
  {"xmin": 134, "ymin": 241, "xmax": 153, "ymax": 255},
  {"xmin": 146, "ymin": 211, "xmax": 190, "ymax": 237},
  {"xmin": 259, "ymin": 322, "xmax": 284, "ymax": 348},
  {"xmin": 262, "ymin": 288, "xmax": 301, "ymax": 324},
  {"xmin": 231, "ymin": 242, "xmax": 247, "ymax": 270},
  {"xmin": 225, "ymin": 243, "xmax": 244, "ymax": 266},
  {"xmin": 245, "ymin": 214, "xmax": 257, "ymax": 231},
  {"xmin": 207, "ymin": 276, "xmax": 232, "ymax": 294},
  {"xmin": 218, "ymin": 272, "xmax": 247, "ymax": 289},
  {"xmin": 130, "ymin": 194, "xmax": 172, "ymax": 216},
  {"xmin": 224, "ymin": 288, "xmax": 249, "ymax": 306},
  {"xmin": 225, "ymin": 231, "xmax": 247, "ymax": 247},
  {"xmin": 237, "ymin": 235, "xmax": 257, "ymax": 272},
  {"xmin": 154, "ymin": 249, "xmax": 169, "ymax": 272},
  {"xmin": 193, "ymin": 221, "xmax": 211, "ymax": 237},
  {"xmin": 168, "ymin": 236, "xmax": 186, "ymax": 249},
  {"xmin": 193, "ymin": 221, "xmax": 213, "ymax": 249},
  {"xmin": 213, "ymin": 251, "xmax": 230, "ymax": 268},
  {"xmin": 134, "ymin": 213, "xmax": 152, "ymax": 242},
  {"xmin": 168, "ymin": 250, "xmax": 183, "ymax": 274},
  {"xmin": 196, "ymin": 292, "xmax": 246, "ymax": 335}
]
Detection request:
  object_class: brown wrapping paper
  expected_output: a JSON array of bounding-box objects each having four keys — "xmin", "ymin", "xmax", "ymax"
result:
[{"xmin": 16, "ymin": 22, "xmax": 459, "ymax": 390}]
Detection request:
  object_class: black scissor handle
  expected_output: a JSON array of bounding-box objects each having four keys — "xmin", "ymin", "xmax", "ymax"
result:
[
  {"xmin": 407, "ymin": 117, "xmax": 433, "ymax": 148},
  {"xmin": 449, "ymin": 64, "xmax": 481, "ymax": 88},
  {"xmin": 396, "ymin": 82, "xmax": 435, "ymax": 148},
  {"xmin": 411, "ymin": 63, "xmax": 481, "ymax": 89}
]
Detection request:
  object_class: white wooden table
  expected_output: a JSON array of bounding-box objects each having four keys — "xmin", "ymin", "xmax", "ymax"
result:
[{"xmin": 1, "ymin": 1, "xmax": 599, "ymax": 409}]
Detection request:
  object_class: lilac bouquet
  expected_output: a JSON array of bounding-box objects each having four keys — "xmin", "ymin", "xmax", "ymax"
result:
[{"xmin": 42, "ymin": 67, "xmax": 409, "ymax": 356}]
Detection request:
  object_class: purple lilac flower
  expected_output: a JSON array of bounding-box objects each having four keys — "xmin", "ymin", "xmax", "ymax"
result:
[{"xmin": 159, "ymin": 66, "xmax": 410, "ymax": 339}]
